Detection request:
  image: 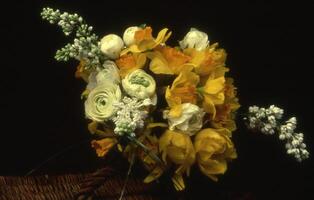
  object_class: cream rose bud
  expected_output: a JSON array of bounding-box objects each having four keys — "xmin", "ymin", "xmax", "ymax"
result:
[
  {"xmin": 100, "ymin": 34, "xmax": 124, "ymax": 59},
  {"xmin": 179, "ymin": 28, "xmax": 209, "ymax": 51},
  {"xmin": 123, "ymin": 26, "xmax": 141, "ymax": 47},
  {"xmin": 85, "ymin": 83, "xmax": 122, "ymax": 122},
  {"xmin": 163, "ymin": 103, "xmax": 205, "ymax": 136},
  {"xmin": 122, "ymin": 69, "xmax": 156, "ymax": 99}
]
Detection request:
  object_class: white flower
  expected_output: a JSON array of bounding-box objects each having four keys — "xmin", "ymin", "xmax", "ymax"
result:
[
  {"xmin": 112, "ymin": 97, "xmax": 153, "ymax": 136},
  {"xmin": 123, "ymin": 26, "xmax": 141, "ymax": 47},
  {"xmin": 97, "ymin": 60, "xmax": 120, "ymax": 84},
  {"xmin": 122, "ymin": 69, "xmax": 156, "ymax": 99},
  {"xmin": 179, "ymin": 28, "xmax": 209, "ymax": 51},
  {"xmin": 163, "ymin": 103, "xmax": 205, "ymax": 136},
  {"xmin": 100, "ymin": 34, "xmax": 124, "ymax": 59},
  {"xmin": 85, "ymin": 83, "xmax": 122, "ymax": 122},
  {"xmin": 86, "ymin": 61, "xmax": 120, "ymax": 90}
]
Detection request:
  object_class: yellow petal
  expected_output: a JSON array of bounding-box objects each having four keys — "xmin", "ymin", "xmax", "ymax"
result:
[
  {"xmin": 202, "ymin": 95, "xmax": 216, "ymax": 117},
  {"xmin": 204, "ymin": 77, "xmax": 225, "ymax": 94},
  {"xmin": 148, "ymin": 51, "xmax": 174, "ymax": 75},
  {"xmin": 146, "ymin": 122, "xmax": 168, "ymax": 129},
  {"xmin": 154, "ymin": 28, "xmax": 170, "ymax": 46},
  {"xmin": 91, "ymin": 138, "xmax": 117, "ymax": 157},
  {"xmin": 172, "ymin": 173, "xmax": 185, "ymax": 191},
  {"xmin": 199, "ymin": 159, "xmax": 227, "ymax": 175},
  {"xmin": 144, "ymin": 166, "xmax": 164, "ymax": 183},
  {"xmin": 159, "ymin": 130, "xmax": 173, "ymax": 153},
  {"xmin": 168, "ymin": 104, "xmax": 183, "ymax": 118}
]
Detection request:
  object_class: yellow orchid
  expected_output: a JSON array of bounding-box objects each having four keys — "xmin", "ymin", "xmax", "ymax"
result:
[
  {"xmin": 159, "ymin": 129, "xmax": 195, "ymax": 190},
  {"xmin": 121, "ymin": 26, "xmax": 172, "ymax": 55},
  {"xmin": 183, "ymin": 43, "xmax": 227, "ymax": 77},
  {"xmin": 165, "ymin": 71, "xmax": 200, "ymax": 112},
  {"xmin": 211, "ymin": 78, "xmax": 240, "ymax": 131},
  {"xmin": 147, "ymin": 46, "xmax": 194, "ymax": 75},
  {"xmin": 115, "ymin": 53, "xmax": 147, "ymax": 78},
  {"xmin": 91, "ymin": 137, "xmax": 117, "ymax": 157},
  {"xmin": 201, "ymin": 75, "xmax": 225, "ymax": 118},
  {"xmin": 194, "ymin": 128, "xmax": 237, "ymax": 181}
]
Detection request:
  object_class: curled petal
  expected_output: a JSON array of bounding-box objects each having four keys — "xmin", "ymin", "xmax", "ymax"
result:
[{"xmin": 91, "ymin": 138, "xmax": 117, "ymax": 157}]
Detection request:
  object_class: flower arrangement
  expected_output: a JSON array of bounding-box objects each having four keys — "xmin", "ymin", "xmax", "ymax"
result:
[{"xmin": 40, "ymin": 7, "xmax": 309, "ymax": 193}]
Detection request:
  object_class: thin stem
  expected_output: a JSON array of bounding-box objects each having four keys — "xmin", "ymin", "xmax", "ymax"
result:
[
  {"xmin": 25, "ymin": 139, "xmax": 91, "ymax": 176},
  {"xmin": 119, "ymin": 150, "xmax": 135, "ymax": 200}
]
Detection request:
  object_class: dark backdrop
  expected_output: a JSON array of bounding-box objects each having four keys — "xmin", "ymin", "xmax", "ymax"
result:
[{"xmin": 1, "ymin": 0, "xmax": 313, "ymax": 199}]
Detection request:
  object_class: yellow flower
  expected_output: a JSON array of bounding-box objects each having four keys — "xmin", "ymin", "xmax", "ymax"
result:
[
  {"xmin": 201, "ymin": 75, "xmax": 225, "ymax": 118},
  {"xmin": 165, "ymin": 71, "xmax": 199, "ymax": 110},
  {"xmin": 121, "ymin": 26, "xmax": 172, "ymax": 55},
  {"xmin": 147, "ymin": 46, "xmax": 194, "ymax": 75},
  {"xmin": 159, "ymin": 130, "xmax": 195, "ymax": 175},
  {"xmin": 211, "ymin": 78, "xmax": 240, "ymax": 131},
  {"xmin": 183, "ymin": 43, "xmax": 227, "ymax": 77},
  {"xmin": 91, "ymin": 137, "xmax": 117, "ymax": 157},
  {"xmin": 115, "ymin": 53, "xmax": 147, "ymax": 78},
  {"xmin": 159, "ymin": 130, "xmax": 196, "ymax": 190},
  {"xmin": 194, "ymin": 128, "xmax": 237, "ymax": 181}
]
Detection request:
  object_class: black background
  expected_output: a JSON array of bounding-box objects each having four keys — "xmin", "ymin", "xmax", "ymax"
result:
[{"xmin": 1, "ymin": 0, "xmax": 314, "ymax": 199}]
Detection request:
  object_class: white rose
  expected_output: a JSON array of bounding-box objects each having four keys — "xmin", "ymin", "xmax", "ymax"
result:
[
  {"xmin": 163, "ymin": 103, "xmax": 205, "ymax": 136},
  {"xmin": 179, "ymin": 28, "xmax": 209, "ymax": 51},
  {"xmin": 123, "ymin": 26, "xmax": 141, "ymax": 47},
  {"xmin": 86, "ymin": 61, "xmax": 120, "ymax": 90},
  {"xmin": 100, "ymin": 34, "xmax": 124, "ymax": 59},
  {"xmin": 85, "ymin": 83, "xmax": 122, "ymax": 122},
  {"xmin": 122, "ymin": 69, "xmax": 156, "ymax": 99}
]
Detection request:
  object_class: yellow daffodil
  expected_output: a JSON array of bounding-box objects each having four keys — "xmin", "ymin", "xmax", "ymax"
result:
[
  {"xmin": 91, "ymin": 137, "xmax": 117, "ymax": 157},
  {"xmin": 159, "ymin": 129, "xmax": 195, "ymax": 190},
  {"xmin": 194, "ymin": 128, "xmax": 237, "ymax": 181},
  {"xmin": 211, "ymin": 78, "xmax": 240, "ymax": 131},
  {"xmin": 183, "ymin": 43, "xmax": 227, "ymax": 77},
  {"xmin": 121, "ymin": 26, "xmax": 172, "ymax": 55},
  {"xmin": 201, "ymin": 75, "xmax": 225, "ymax": 118},
  {"xmin": 165, "ymin": 71, "xmax": 200, "ymax": 113},
  {"xmin": 147, "ymin": 46, "xmax": 194, "ymax": 75},
  {"xmin": 115, "ymin": 53, "xmax": 147, "ymax": 78}
]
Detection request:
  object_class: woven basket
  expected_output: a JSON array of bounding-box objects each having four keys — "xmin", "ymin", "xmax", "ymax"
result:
[{"xmin": 0, "ymin": 169, "xmax": 157, "ymax": 200}]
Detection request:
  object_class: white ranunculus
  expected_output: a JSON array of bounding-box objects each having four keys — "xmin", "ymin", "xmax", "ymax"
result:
[
  {"xmin": 85, "ymin": 83, "xmax": 122, "ymax": 122},
  {"xmin": 86, "ymin": 61, "xmax": 120, "ymax": 90},
  {"xmin": 179, "ymin": 28, "xmax": 209, "ymax": 51},
  {"xmin": 123, "ymin": 26, "xmax": 141, "ymax": 47},
  {"xmin": 163, "ymin": 103, "xmax": 205, "ymax": 136},
  {"xmin": 122, "ymin": 69, "xmax": 156, "ymax": 99},
  {"xmin": 97, "ymin": 60, "xmax": 120, "ymax": 84},
  {"xmin": 100, "ymin": 34, "xmax": 124, "ymax": 59}
]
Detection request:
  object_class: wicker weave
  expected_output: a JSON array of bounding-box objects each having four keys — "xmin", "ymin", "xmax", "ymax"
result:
[{"xmin": 0, "ymin": 173, "xmax": 156, "ymax": 200}]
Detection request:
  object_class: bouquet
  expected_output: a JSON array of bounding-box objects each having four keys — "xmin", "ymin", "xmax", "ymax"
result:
[{"xmin": 40, "ymin": 7, "xmax": 310, "ymax": 195}]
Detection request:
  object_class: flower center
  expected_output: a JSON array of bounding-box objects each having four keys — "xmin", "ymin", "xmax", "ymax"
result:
[
  {"xmin": 130, "ymin": 75, "xmax": 150, "ymax": 87},
  {"xmin": 95, "ymin": 95, "xmax": 107, "ymax": 110}
]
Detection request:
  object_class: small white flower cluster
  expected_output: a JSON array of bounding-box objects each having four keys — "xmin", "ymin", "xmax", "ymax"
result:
[
  {"xmin": 245, "ymin": 105, "xmax": 309, "ymax": 162},
  {"xmin": 112, "ymin": 97, "xmax": 153, "ymax": 137},
  {"xmin": 247, "ymin": 105, "xmax": 284, "ymax": 135},
  {"xmin": 55, "ymin": 34, "xmax": 104, "ymax": 69},
  {"xmin": 41, "ymin": 8, "xmax": 61, "ymax": 25},
  {"xmin": 41, "ymin": 8, "xmax": 83, "ymax": 36},
  {"xmin": 41, "ymin": 7, "xmax": 105, "ymax": 69},
  {"xmin": 280, "ymin": 118, "xmax": 309, "ymax": 162}
]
